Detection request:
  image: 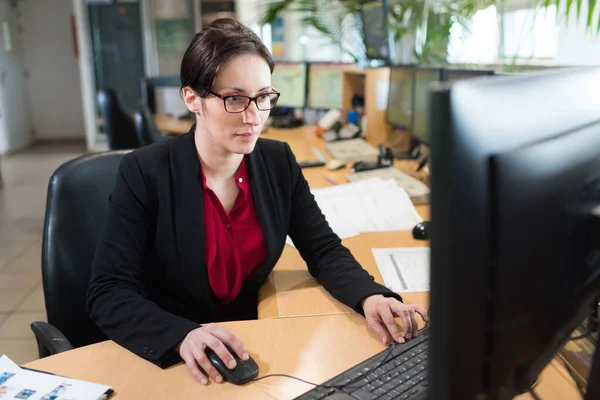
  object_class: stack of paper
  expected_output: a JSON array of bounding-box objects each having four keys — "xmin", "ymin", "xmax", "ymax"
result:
[
  {"xmin": 0, "ymin": 355, "xmax": 113, "ymax": 400},
  {"xmin": 286, "ymin": 178, "xmax": 423, "ymax": 247}
]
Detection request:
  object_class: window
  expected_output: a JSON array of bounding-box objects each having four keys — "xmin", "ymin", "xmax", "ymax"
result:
[
  {"xmin": 447, "ymin": 6, "xmax": 499, "ymax": 65},
  {"xmin": 447, "ymin": 4, "xmax": 557, "ymax": 65},
  {"xmin": 502, "ymin": 5, "xmax": 557, "ymax": 60}
]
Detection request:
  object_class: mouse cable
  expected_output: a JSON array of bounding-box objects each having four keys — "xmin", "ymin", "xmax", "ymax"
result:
[
  {"xmin": 253, "ymin": 343, "xmax": 397, "ymax": 391},
  {"xmin": 528, "ymin": 388, "xmax": 542, "ymax": 400},
  {"xmin": 253, "ymin": 325, "xmax": 430, "ymax": 391},
  {"xmin": 561, "ymin": 359, "xmax": 586, "ymax": 399},
  {"xmin": 571, "ymin": 301, "xmax": 599, "ymax": 342},
  {"xmin": 570, "ymin": 330, "xmax": 594, "ymax": 341}
]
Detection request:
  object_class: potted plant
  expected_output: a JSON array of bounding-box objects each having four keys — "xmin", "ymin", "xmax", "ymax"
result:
[{"xmin": 261, "ymin": 0, "xmax": 600, "ymax": 66}]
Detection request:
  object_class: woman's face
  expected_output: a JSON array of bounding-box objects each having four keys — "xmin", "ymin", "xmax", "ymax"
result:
[{"xmin": 184, "ymin": 54, "xmax": 274, "ymax": 155}]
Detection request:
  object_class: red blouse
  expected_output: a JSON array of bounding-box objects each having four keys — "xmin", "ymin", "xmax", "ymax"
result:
[{"xmin": 200, "ymin": 157, "xmax": 267, "ymax": 304}]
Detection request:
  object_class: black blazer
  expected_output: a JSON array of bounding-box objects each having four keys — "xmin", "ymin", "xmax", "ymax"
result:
[{"xmin": 87, "ymin": 129, "xmax": 401, "ymax": 368}]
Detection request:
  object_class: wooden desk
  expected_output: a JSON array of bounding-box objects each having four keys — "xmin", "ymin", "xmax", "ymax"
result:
[
  {"xmin": 155, "ymin": 114, "xmax": 193, "ymax": 135},
  {"xmin": 258, "ymin": 126, "xmax": 430, "ymax": 319},
  {"xmin": 24, "ymin": 314, "xmax": 577, "ymax": 400},
  {"xmin": 22, "ymin": 126, "xmax": 580, "ymax": 399}
]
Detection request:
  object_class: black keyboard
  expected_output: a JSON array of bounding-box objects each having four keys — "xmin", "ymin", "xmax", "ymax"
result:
[{"xmin": 293, "ymin": 326, "xmax": 429, "ymax": 400}]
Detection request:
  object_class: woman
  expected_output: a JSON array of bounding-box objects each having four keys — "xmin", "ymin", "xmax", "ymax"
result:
[{"xmin": 87, "ymin": 18, "xmax": 427, "ymax": 386}]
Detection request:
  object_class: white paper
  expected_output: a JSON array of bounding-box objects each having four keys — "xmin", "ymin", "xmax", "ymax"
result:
[
  {"xmin": 285, "ymin": 179, "xmax": 422, "ymax": 247},
  {"xmin": 311, "ymin": 179, "xmax": 423, "ymax": 233},
  {"xmin": 0, "ymin": 354, "xmax": 111, "ymax": 400},
  {"xmin": 372, "ymin": 247, "xmax": 430, "ymax": 293}
]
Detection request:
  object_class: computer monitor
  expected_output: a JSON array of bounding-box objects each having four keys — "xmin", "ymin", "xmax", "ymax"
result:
[
  {"xmin": 360, "ymin": 0, "xmax": 394, "ymax": 62},
  {"xmin": 141, "ymin": 76, "xmax": 180, "ymax": 113},
  {"xmin": 411, "ymin": 67, "xmax": 445, "ymax": 144},
  {"xmin": 386, "ymin": 65, "xmax": 415, "ymax": 130},
  {"xmin": 444, "ymin": 68, "xmax": 495, "ymax": 82},
  {"xmin": 428, "ymin": 67, "xmax": 600, "ymax": 399},
  {"xmin": 270, "ymin": 62, "xmax": 308, "ymax": 109},
  {"xmin": 307, "ymin": 63, "xmax": 348, "ymax": 110}
]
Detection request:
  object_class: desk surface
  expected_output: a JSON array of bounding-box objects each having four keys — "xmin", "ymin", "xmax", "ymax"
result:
[
  {"xmin": 256, "ymin": 126, "xmax": 430, "ymax": 319},
  {"xmin": 25, "ymin": 315, "xmax": 577, "ymax": 400},
  {"xmin": 155, "ymin": 114, "xmax": 193, "ymax": 135},
  {"xmin": 23, "ymin": 126, "xmax": 579, "ymax": 399}
]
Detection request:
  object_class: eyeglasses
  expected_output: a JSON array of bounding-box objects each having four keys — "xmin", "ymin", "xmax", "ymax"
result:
[{"xmin": 209, "ymin": 90, "xmax": 281, "ymax": 113}]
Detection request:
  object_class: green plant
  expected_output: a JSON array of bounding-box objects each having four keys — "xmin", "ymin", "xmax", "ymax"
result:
[
  {"xmin": 548, "ymin": 0, "xmax": 600, "ymax": 34},
  {"xmin": 261, "ymin": 0, "xmax": 492, "ymax": 65},
  {"xmin": 261, "ymin": 0, "xmax": 600, "ymax": 67},
  {"xmin": 261, "ymin": 0, "xmax": 368, "ymax": 63}
]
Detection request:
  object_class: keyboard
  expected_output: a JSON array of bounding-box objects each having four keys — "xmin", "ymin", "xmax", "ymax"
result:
[
  {"xmin": 294, "ymin": 326, "xmax": 430, "ymax": 400},
  {"xmin": 325, "ymin": 139, "xmax": 380, "ymax": 163},
  {"xmin": 347, "ymin": 167, "xmax": 430, "ymax": 205}
]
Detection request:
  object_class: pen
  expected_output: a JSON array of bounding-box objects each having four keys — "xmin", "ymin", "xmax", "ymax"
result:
[{"xmin": 324, "ymin": 177, "xmax": 338, "ymax": 186}]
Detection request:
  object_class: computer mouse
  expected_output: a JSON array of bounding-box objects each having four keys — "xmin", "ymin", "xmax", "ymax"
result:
[
  {"xmin": 205, "ymin": 345, "xmax": 259, "ymax": 385},
  {"xmin": 412, "ymin": 221, "xmax": 431, "ymax": 240},
  {"xmin": 326, "ymin": 159, "xmax": 346, "ymax": 171}
]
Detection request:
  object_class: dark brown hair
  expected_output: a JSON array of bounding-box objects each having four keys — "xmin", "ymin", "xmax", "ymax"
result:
[{"xmin": 180, "ymin": 18, "xmax": 274, "ymax": 97}]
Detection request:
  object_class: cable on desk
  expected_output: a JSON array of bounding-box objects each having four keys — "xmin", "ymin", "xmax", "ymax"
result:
[
  {"xmin": 252, "ymin": 374, "xmax": 323, "ymax": 386},
  {"xmin": 253, "ymin": 343, "xmax": 398, "ymax": 391},
  {"xmin": 528, "ymin": 388, "xmax": 542, "ymax": 400},
  {"xmin": 561, "ymin": 360, "xmax": 586, "ymax": 398},
  {"xmin": 253, "ymin": 325, "xmax": 431, "ymax": 392},
  {"xmin": 569, "ymin": 329, "xmax": 593, "ymax": 341}
]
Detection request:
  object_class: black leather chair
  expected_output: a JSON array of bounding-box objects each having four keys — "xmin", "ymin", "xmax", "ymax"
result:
[
  {"xmin": 134, "ymin": 104, "xmax": 163, "ymax": 146},
  {"xmin": 97, "ymin": 89, "xmax": 141, "ymax": 150},
  {"xmin": 31, "ymin": 151, "xmax": 129, "ymax": 358}
]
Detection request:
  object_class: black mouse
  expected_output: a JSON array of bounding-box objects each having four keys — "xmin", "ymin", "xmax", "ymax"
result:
[
  {"xmin": 205, "ymin": 345, "xmax": 259, "ymax": 385},
  {"xmin": 412, "ymin": 221, "xmax": 431, "ymax": 240}
]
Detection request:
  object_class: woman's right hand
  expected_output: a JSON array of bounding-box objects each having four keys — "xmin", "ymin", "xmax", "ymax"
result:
[{"xmin": 177, "ymin": 323, "xmax": 249, "ymax": 385}]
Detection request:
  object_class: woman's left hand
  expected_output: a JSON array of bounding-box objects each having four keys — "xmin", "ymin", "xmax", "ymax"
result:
[{"xmin": 362, "ymin": 295, "xmax": 429, "ymax": 345}]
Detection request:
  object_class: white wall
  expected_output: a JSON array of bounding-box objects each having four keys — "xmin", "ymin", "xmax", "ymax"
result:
[
  {"xmin": 20, "ymin": 0, "xmax": 84, "ymax": 140},
  {"xmin": 0, "ymin": 0, "xmax": 33, "ymax": 154},
  {"xmin": 555, "ymin": 1, "xmax": 600, "ymax": 65}
]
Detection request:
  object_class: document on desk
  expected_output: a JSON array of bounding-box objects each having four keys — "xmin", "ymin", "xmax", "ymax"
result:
[
  {"xmin": 285, "ymin": 179, "xmax": 423, "ymax": 247},
  {"xmin": 372, "ymin": 247, "xmax": 430, "ymax": 293},
  {"xmin": 0, "ymin": 354, "xmax": 113, "ymax": 400},
  {"xmin": 311, "ymin": 179, "xmax": 423, "ymax": 233}
]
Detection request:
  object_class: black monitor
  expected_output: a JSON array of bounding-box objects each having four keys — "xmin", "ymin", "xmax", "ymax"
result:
[
  {"xmin": 141, "ymin": 76, "xmax": 180, "ymax": 114},
  {"xmin": 445, "ymin": 68, "xmax": 495, "ymax": 82},
  {"xmin": 386, "ymin": 65, "xmax": 415, "ymax": 130},
  {"xmin": 360, "ymin": 0, "xmax": 394, "ymax": 63},
  {"xmin": 428, "ymin": 67, "xmax": 600, "ymax": 399},
  {"xmin": 411, "ymin": 67, "xmax": 445, "ymax": 144}
]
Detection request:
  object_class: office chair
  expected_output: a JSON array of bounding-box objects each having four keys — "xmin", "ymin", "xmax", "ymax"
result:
[
  {"xmin": 134, "ymin": 104, "xmax": 163, "ymax": 146},
  {"xmin": 31, "ymin": 151, "xmax": 129, "ymax": 358},
  {"xmin": 97, "ymin": 89, "xmax": 141, "ymax": 150}
]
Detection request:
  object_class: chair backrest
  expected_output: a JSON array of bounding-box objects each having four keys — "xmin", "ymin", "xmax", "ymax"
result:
[
  {"xmin": 97, "ymin": 89, "xmax": 141, "ymax": 150},
  {"xmin": 134, "ymin": 104, "xmax": 163, "ymax": 146},
  {"xmin": 42, "ymin": 151, "xmax": 129, "ymax": 349}
]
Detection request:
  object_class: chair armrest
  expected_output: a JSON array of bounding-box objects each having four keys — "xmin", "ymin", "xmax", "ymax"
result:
[{"xmin": 30, "ymin": 321, "xmax": 74, "ymax": 359}]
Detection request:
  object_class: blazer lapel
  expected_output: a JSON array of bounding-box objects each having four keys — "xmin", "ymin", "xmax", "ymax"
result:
[
  {"xmin": 169, "ymin": 130, "xmax": 211, "ymax": 305},
  {"xmin": 245, "ymin": 142, "xmax": 284, "ymax": 286}
]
